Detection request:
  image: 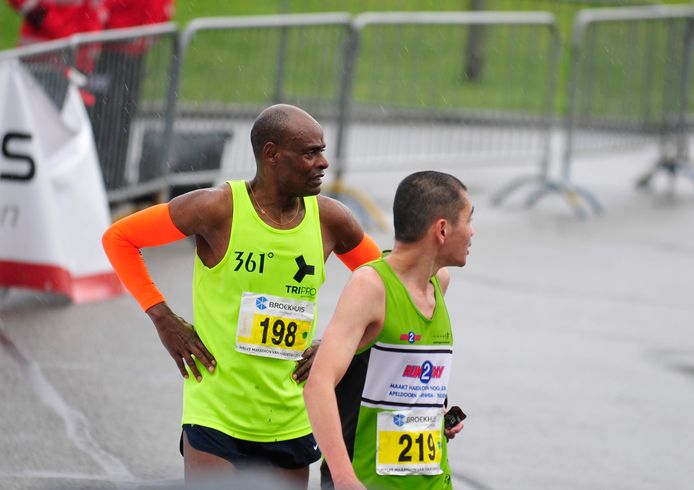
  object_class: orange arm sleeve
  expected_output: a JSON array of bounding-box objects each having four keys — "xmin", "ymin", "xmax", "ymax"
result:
[
  {"xmin": 335, "ymin": 233, "xmax": 382, "ymax": 271},
  {"xmin": 102, "ymin": 203, "xmax": 186, "ymax": 311}
]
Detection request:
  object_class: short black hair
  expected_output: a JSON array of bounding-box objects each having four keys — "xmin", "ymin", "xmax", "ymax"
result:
[
  {"xmin": 250, "ymin": 107, "xmax": 290, "ymax": 161},
  {"xmin": 393, "ymin": 171, "xmax": 468, "ymax": 243}
]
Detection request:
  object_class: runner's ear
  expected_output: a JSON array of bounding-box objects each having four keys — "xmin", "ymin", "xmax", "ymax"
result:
[{"xmin": 263, "ymin": 141, "xmax": 278, "ymax": 163}]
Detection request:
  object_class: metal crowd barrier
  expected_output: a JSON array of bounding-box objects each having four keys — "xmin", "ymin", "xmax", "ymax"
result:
[
  {"xmin": 169, "ymin": 11, "xmax": 561, "ymax": 226},
  {"xmin": 0, "ymin": 24, "xmax": 178, "ymax": 205},
  {"xmin": 171, "ymin": 13, "xmax": 353, "ymax": 191},
  {"xmin": 337, "ymin": 11, "xmax": 560, "ymax": 180},
  {"xmin": 516, "ymin": 4, "xmax": 694, "ymax": 214},
  {"xmin": 3, "ymin": 7, "xmax": 693, "ymax": 216},
  {"xmin": 0, "ymin": 38, "xmax": 75, "ymax": 113},
  {"xmin": 280, "ymin": 0, "xmax": 661, "ymax": 15},
  {"xmin": 70, "ymin": 23, "xmax": 179, "ymax": 203}
]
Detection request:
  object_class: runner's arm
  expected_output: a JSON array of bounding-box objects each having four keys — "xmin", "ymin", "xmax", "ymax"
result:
[
  {"xmin": 102, "ymin": 203, "xmax": 185, "ymax": 311},
  {"xmin": 295, "ymin": 233, "xmax": 380, "ymax": 381},
  {"xmin": 336, "ymin": 233, "xmax": 381, "ymax": 270},
  {"xmin": 295, "ymin": 232, "xmax": 379, "ymax": 381},
  {"xmin": 299, "ymin": 197, "xmax": 380, "ymax": 383},
  {"xmin": 304, "ymin": 268, "xmax": 384, "ymax": 489},
  {"xmin": 102, "ymin": 200, "xmax": 217, "ymax": 381},
  {"xmin": 318, "ymin": 196, "xmax": 382, "ymax": 265},
  {"xmin": 102, "ymin": 187, "xmax": 228, "ymax": 309}
]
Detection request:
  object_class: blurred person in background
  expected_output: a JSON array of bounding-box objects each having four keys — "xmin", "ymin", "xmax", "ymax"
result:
[
  {"xmin": 89, "ymin": 0, "xmax": 174, "ymax": 192},
  {"xmin": 7, "ymin": 1, "xmax": 176, "ymax": 193},
  {"xmin": 104, "ymin": 0, "xmax": 172, "ymax": 30},
  {"xmin": 7, "ymin": 0, "xmax": 105, "ymax": 46},
  {"xmin": 7, "ymin": 0, "xmax": 106, "ymax": 101}
]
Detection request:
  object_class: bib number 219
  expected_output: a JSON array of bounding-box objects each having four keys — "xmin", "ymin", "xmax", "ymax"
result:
[{"xmin": 398, "ymin": 432, "xmax": 437, "ymax": 463}]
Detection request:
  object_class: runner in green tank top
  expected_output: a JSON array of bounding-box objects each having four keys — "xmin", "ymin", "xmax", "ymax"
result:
[
  {"xmin": 102, "ymin": 104, "xmax": 382, "ymax": 488},
  {"xmin": 304, "ymin": 171, "xmax": 475, "ymax": 489}
]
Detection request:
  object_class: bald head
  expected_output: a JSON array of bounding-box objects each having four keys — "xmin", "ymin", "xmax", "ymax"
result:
[{"xmin": 250, "ymin": 104, "xmax": 318, "ymax": 162}]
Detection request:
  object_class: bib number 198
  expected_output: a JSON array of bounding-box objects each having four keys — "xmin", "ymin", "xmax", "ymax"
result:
[
  {"xmin": 259, "ymin": 317, "xmax": 297, "ymax": 347},
  {"xmin": 236, "ymin": 292, "xmax": 313, "ymax": 360}
]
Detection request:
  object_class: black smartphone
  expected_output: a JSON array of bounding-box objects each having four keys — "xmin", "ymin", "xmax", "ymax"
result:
[{"xmin": 444, "ymin": 406, "xmax": 467, "ymax": 429}]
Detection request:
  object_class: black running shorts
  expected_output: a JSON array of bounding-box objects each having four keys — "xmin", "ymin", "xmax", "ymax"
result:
[{"xmin": 180, "ymin": 424, "xmax": 321, "ymax": 469}]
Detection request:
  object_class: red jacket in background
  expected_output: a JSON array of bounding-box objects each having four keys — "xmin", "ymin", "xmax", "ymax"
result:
[
  {"xmin": 9, "ymin": 0, "xmax": 106, "ymax": 45},
  {"xmin": 102, "ymin": 0, "xmax": 174, "ymax": 54},
  {"xmin": 104, "ymin": 0, "xmax": 174, "ymax": 29}
]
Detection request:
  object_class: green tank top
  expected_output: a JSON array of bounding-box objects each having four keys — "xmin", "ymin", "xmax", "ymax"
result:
[
  {"xmin": 182, "ymin": 180, "xmax": 325, "ymax": 442},
  {"xmin": 352, "ymin": 258, "xmax": 454, "ymax": 489}
]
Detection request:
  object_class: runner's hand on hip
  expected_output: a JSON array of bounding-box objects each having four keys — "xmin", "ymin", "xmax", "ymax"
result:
[
  {"xmin": 293, "ymin": 340, "xmax": 320, "ymax": 383},
  {"xmin": 147, "ymin": 303, "xmax": 216, "ymax": 382}
]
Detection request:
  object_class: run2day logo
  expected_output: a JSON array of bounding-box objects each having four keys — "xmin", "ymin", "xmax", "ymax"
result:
[{"xmin": 402, "ymin": 361, "xmax": 445, "ymax": 384}]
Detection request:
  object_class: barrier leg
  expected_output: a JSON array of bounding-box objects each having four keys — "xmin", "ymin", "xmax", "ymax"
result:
[
  {"xmin": 570, "ymin": 184, "xmax": 604, "ymax": 215},
  {"xmin": 490, "ymin": 175, "xmax": 548, "ymax": 207},
  {"xmin": 636, "ymin": 156, "xmax": 694, "ymax": 191},
  {"xmin": 524, "ymin": 180, "xmax": 602, "ymax": 218}
]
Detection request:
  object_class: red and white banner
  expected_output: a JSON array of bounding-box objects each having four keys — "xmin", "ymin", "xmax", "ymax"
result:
[{"xmin": 0, "ymin": 59, "xmax": 123, "ymax": 303}]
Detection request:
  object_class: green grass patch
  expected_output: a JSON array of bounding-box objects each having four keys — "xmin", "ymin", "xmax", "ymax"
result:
[{"xmin": 1, "ymin": 0, "xmax": 690, "ymax": 120}]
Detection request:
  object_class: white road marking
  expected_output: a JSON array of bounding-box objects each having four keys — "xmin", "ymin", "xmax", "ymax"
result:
[{"xmin": 0, "ymin": 319, "xmax": 133, "ymax": 480}]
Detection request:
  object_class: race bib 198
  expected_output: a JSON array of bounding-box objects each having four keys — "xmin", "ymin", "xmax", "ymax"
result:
[
  {"xmin": 376, "ymin": 409, "xmax": 444, "ymax": 476},
  {"xmin": 236, "ymin": 292, "xmax": 314, "ymax": 360}
]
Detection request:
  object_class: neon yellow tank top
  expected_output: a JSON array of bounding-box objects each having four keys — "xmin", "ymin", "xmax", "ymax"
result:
[
  {"xmin": 182, "ymin": 180, "xmax": 325, "ymax": 442},
  {"xmin": 353, "ymin": 258, "xmax": 453, "ymax": 488}
]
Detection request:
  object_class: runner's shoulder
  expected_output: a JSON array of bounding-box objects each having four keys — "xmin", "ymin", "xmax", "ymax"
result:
[
  {"xmin": 317, "ymin": 194, "xmax": 359, "ymax": 228},
  {"xmin": 317, "ymin": 194, "xmax": 363, "ymax": 253},
  {"xmin": 170, "ymin": 184, "xmax": 231, "ymax": 229}
]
